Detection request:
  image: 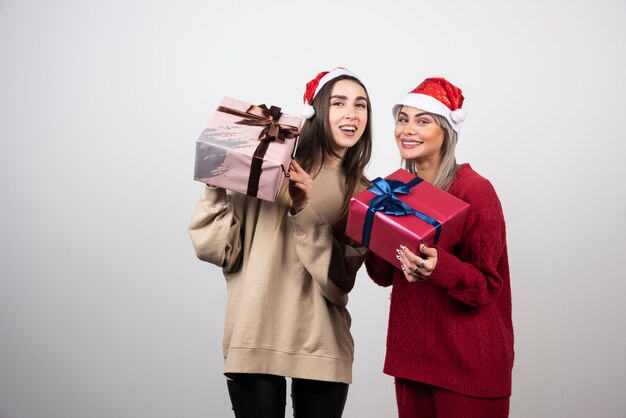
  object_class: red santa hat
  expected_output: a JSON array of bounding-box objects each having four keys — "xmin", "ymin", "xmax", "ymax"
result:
[
  {"xmin": 393, "ymin": 77, "xmax": 466, "ymax": 133},
  {"xmin": 301, "ymin": 67, "xmax": 361, "ymax": 119}
]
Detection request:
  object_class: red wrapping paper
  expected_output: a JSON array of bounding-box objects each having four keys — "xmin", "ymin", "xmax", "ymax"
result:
[{"xmin": 345, "ymin": 168, "xmax": 469, "ymax": 267}]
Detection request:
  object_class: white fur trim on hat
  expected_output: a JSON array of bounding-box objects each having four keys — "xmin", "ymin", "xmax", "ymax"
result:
[
  {"xmin": 314, "ymin": 68, "xmax": 360, "ymax": 99},
  {"xmin": 392, "ymin": 93, "xmax": 463, "ymax": 133}
]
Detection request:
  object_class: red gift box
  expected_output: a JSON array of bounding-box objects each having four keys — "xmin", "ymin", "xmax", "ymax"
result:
[
  {"xmin": 345, "ymin": 168, "xmax": 469, "ymax": 267},
  {"xmin": 194, "ymin": 97, "xmax": 302, "ymax": 202}
]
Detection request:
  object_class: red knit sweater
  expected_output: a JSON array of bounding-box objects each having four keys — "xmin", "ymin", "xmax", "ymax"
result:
[{"xmin": 365, "ymin": 164, "xmax": 514, "ymax": 398}]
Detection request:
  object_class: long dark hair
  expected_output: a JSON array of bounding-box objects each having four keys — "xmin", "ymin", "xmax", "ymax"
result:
[{"xmin": 295, "ymin": 75, "xmax": 373, "ymax": 225}]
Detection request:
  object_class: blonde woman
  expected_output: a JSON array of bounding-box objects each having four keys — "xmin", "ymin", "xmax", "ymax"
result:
[{"xmin": 366, "ymin": 77, "xmax": 514, "ymax": 418}]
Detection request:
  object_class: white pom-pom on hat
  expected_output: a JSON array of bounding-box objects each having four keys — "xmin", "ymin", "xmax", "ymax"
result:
[
  {"xmin": 301, "ymin": 104, "xmax": 315, "ymax": 119},
  {"xmin": 450, "ymin": 108, "xmax": 467, "ymax": 123}
]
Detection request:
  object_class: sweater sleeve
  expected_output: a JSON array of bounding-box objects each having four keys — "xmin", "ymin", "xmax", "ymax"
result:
[
  {"xmin": 288, "ymin": 204, "xmax": 367, "ymax": 307},
  {"xmin": 365, "ymin": 251, "xmax": 395, "ymax": 287},
  {"xmin": 188, "ymin": 185, "xmax": 243, "ymax": 273},
  {"xmin": 428, "ymin": 180, "xmax": 507, "ymax": 308}
]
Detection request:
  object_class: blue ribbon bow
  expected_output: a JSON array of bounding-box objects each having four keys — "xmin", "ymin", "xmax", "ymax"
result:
[{"xmin": 361, "ymin": 176, "xmax": 441, "ymax": 248}]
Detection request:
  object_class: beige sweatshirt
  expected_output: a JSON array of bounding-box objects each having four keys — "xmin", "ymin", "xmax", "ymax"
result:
[{"xmin": 188, "ymin": 165, "xmax": 366, "ymax": 384}]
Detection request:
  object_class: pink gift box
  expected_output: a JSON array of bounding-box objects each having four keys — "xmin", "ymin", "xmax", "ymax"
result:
[
  {"xmin": 346, "ymin": 168, "xmax": 469, "ymax": 266},
  {"xmin": 194, "ymin": 97, "xmax": 302, "ymax": 202}
]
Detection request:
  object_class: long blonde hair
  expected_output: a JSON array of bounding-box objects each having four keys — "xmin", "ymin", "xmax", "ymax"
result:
[{"xmin": 401, "ymin": 113, "xmax": 458, "ymax": 191}]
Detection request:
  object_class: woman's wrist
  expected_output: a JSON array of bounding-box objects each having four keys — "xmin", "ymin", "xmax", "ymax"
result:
[{"xmin": 290, "ymin": 201, "xmax": 308, "ymax": 215}]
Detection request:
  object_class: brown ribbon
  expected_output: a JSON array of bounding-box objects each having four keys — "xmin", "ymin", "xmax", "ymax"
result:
[
  {"xmin": 217, "ymin": 104, "xmax": 300, "ymax": 142},
  {"xmin": 217, "ymin": 104, "xmax": 300, "ymax": 198}
]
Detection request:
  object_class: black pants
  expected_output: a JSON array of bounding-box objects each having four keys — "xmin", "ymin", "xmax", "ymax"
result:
[{"xmin": 226, "ymin": 373, "xmax": 349, "ymax": 418}]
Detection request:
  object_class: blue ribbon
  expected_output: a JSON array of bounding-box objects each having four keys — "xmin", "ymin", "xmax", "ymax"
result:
[{"xmin": 361, "ymin": 176, "xmax": 441, "ymax": 248}]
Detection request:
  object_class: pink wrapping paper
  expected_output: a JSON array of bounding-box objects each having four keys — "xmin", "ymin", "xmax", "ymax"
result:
[
  {"xmin": 345, "ymin": 168, "xmax": 469, "ymax": 267},
  {"xmin": 194, "ymin": 97, "xmax": 301, "ymax": 202}
]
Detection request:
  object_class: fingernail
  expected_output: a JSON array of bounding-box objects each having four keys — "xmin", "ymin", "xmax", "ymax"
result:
[
  {"xmin": 396, "ymin": 255, "xmax": 401, "ymax": 260},
  {"xmin": 400, "ymin": 245, "xmax": 406, "ymax": 251},
  {"xmin": 396, "ymin": 249, "xmax": 401, "ymax": 255}
]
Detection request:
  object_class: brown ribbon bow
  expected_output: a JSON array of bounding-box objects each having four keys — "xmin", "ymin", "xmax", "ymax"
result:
[
  {"xmin": 217, "ymin": 104, "xmax": 300, "ymax": 142},
  {"xmin": 217, "ymin": 103, "xmax": 300, "ymax": 199}
]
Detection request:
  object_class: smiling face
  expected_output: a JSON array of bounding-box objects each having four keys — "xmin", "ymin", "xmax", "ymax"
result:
[
  {"xmin": 394, "ymin": 105, "xmax": 445, "ymax": 166},
  {"xmin": 327, "ymin": 79, "xmax": 368, "ymax": 157}
]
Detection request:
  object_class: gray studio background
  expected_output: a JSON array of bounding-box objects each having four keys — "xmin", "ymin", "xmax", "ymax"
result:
[{"xmin": 1, "ymin": 0, "xmax": 625, "ymax": 417}]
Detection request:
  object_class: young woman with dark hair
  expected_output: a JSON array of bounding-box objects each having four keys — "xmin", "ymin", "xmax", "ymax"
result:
[{"xmin": 189, "ymin": 67, "xmax": 372, "ymax": 418}]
